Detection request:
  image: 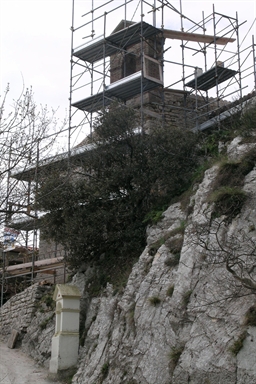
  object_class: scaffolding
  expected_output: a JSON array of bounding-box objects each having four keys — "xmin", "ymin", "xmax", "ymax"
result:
[
  {"xmin": 0, "ymin": 105, "xmax": 69, "ymax": 306},
  {"xmin": 68, "ymin": 0, "xmax": 256, "ymax": 148},
  {"xmin": 0, "ymin": 151, "xmax": 68, "ymax": 306}
]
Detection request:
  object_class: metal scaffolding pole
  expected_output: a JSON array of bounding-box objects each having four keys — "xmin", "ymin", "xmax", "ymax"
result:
[
  {"xmin": 1, "ymin": 249, "xmax": 5, "ymax": 307},
  {"xmin": 140, "ymin": 0, "xmax": 144, "ymax": 132},
  {"xmin": 213, "ymin": 6, "xmax": 220, "ymax": 111},
  {"xmin": 68, "ymin": 0, "xmax": 75, "ymax": 158},
  {"xmin": 252, "ymin": 35, "xmax": 256, "ymax": 90},
  {"xmin": 236, "ymin": 11, "xmax": 243, "ymax": 101}
]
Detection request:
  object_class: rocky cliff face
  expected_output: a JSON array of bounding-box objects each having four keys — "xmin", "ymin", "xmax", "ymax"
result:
[
  {"xmin": 68, "ymin": 137, "xmax": 256, "ymax": 384},
  {"xmin": 1, "ymin": 136, "xmax": 256, "ymax": 384}
]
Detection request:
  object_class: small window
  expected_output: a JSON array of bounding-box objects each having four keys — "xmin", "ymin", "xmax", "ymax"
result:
[
  {"xmin": 144, "ymin": 54, "xmax": 163, "ymax": 84},
  {"xmin": 122, "ymin": 53, "xmax": 136, "ymax": 78}
]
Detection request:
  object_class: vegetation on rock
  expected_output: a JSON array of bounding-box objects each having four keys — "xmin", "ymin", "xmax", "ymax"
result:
[
  {"xmin": 229, "ymin": 331, "xmax": 247, "ymax": 355},
  {"xmin": 169, "ymin": 345, "xmax": 184, "ymax": 366},
  {"xmin": 148, "ymin": 296, "xmax": 161, "ymax": 306}
]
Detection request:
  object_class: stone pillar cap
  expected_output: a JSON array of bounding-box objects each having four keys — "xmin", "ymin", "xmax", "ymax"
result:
[{"xmin": 53, "ymin": 284, "xmax": 81, "ymax": 301}]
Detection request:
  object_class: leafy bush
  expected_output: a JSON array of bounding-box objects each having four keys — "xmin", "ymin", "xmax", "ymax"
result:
[
  {"xmin": 37, "ymin": 288, "xmax": 55, "ymax": 312},
  {"xmin": 198, "ymin": 119, "xmax": 238, "ymax": 156},
  {"xmin": 84, "ymin": 254, "xmax": 136, "ymax": 297},
  {"xmin": 42, "ymin": 294, "xmax": 55, "ymax": 309},
  {"xmin": 37, "ymin": 100, "xmax": 256, "ymax": 275},
  {"xmin": 143, "ymin": 208, "xmax": 165, "ymax": 225},
  {"xmin": 37, "ymin": 104, "xmax": 200, "ymax": 269}
]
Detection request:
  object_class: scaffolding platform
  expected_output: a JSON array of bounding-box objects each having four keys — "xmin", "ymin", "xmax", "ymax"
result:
[
  {"xmin": 72, "ymin": 70, "xmax": 162, "ymax": 112},
  {"xmin": 0, "ymin": 257, "xmax": 65, "ymax": 277},
  {"xmin": 73, "ymin": 21, "xmax": 161, "ymax": 63},
  {"xmin": 185, "ymin": 66, "xmax": 238, "ymax": 91}
]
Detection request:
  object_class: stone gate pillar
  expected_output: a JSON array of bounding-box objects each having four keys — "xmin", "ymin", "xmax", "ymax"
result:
[{"xmin": 49, "ymin": 284, "xmax": 81, "ymax": 373}]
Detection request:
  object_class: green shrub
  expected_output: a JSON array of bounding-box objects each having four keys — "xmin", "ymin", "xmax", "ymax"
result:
[
  {"xmin": 208, "ymin": 148, "xmax": 256, "ymax": 221},
  {"xmin": 164, "ymin": 253, "xmax": 180, "ymax": 268},
  {"xmin": 206, "ymin": 145, "xmax": 256, "ymax": 222},
  {"xmin": 101, "ymin": 362, "xmax": 109, "ymax": 378},
  {"xmin": 66, "ymin": 377, "xmax": 73, "ymax": 384},
  {"xmin": 198, "ymin": 126, "xmax": 235, "ymax": 156},
  {"xmin": 239, "ymin": 107, "xmax": 256, "ymax": 137},
  {"xmin": 169, "ymin": 345, "xmax": 184, "ymax": 366},
  {"xmin": 39, "ymin": 313, "xmax": 55, "ymax": 330},
  {"xmin": 214, "ymin": 149, "xmax": 256, "ymax": 190},
  {"xmin": 214, "ymin": 161, "xmax": 243, "ymax": 188},
  {"xmin": 165, "ymin": 236, "xmax": 183, "ymax": 254},
  {"xmin": 38, "ymin": 287, "xmax": 55, "ymax": 311},
  {"xmin": 239, "ymin": 147, "xmax": 256, "ymax": 175},
  {"xmin": 43, "ymin": 295, "xmax": 55, "ymax": 309},
  {"xmin": 182, "ymin": 290, "xmax": 192, "ymax": 307},
  {"xmin": 209, "ymin": 186, "xmax": 247, "ymax": 220},
  {"xmin": 193, "ymin": 162, "xmax": 213, "ymax": 184},
  {"xmin": 143, "ymin": 208, "xmax": 165, "ymax": 225},
  {"xmin": 229, "ymin": 331, "xmax": 247, "ymax": 355},
  {"xmin": 85, "ymin": 253, "xmax": 137, "ymax": 297},
  {"xmin": 166, "ymin": 285, "xmax": 174, "ymax": 297}
]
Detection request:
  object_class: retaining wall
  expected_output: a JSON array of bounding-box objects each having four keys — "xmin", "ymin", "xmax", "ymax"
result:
[{"xmin": 0, "ymin": 284, "xmax": 50, "ymax": 337}]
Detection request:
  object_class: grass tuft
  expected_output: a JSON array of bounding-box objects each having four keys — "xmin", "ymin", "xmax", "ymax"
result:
[
  {"xmin": 166, "ymin": 285, "xmax": 174, "ymax": 297},
  {"xmin": 182, "ymin": 290, "xmax": 192, "ymax": 307},
  {"xmin": 148, "ymin": 296, "xmax": 161, "ymax": 306},
  {"xmin": 169, "ymin": 345, "xmax": 184, "ymax": 366},
  {"xmin": 101, "ymin": 362, "xmax": 109, "ymax": 379},
  {"xmin": 229, "ymin": 331, "xmax": 247, "ymax": 355}
]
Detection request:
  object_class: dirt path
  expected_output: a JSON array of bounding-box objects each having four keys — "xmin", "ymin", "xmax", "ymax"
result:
[{"xmin": 0, "ymin": 341, "xmax": 63, "ymax": 384}]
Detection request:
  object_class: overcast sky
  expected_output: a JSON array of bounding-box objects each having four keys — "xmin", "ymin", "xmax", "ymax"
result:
[{"xmin": 1, "ymin": 0, "xmax": 255, "ymax": 139}]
